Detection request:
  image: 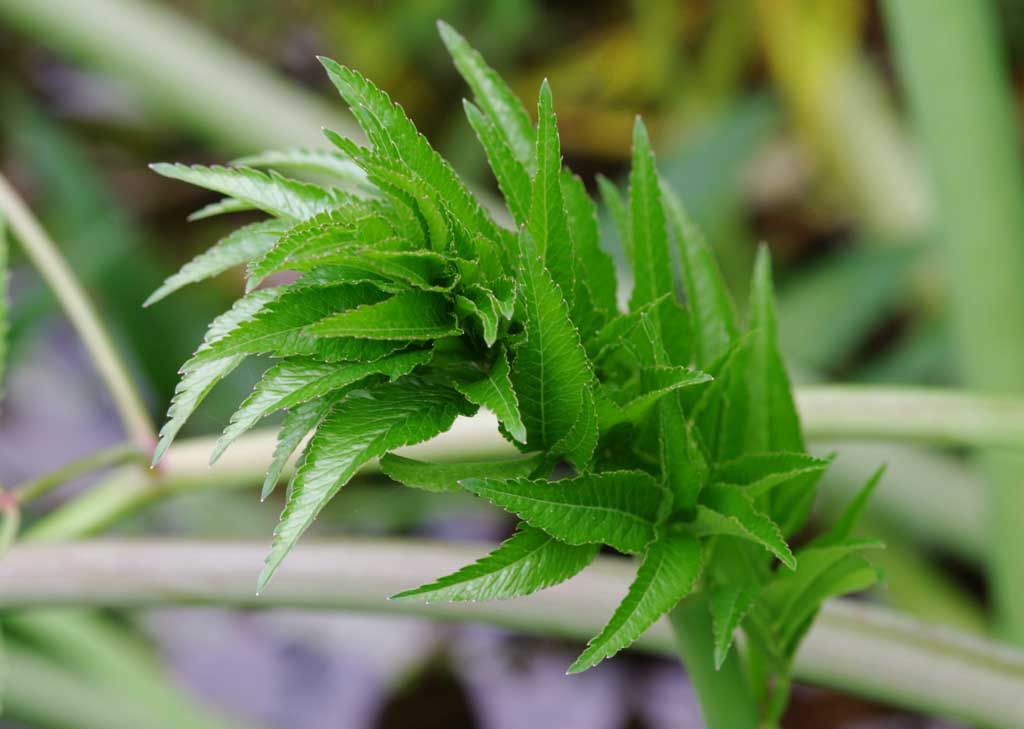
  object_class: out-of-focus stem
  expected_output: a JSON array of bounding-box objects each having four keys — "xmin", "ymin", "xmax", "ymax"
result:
[
  {"xmin": 0, "ymin": 174, "xmax": 155, "ymax": 450},
  {"xmin": 14, "ymin": 444, "xmax": 145, "ymax": 506},
  {"xmin": 885, "ymin": 0, "xmax": 1024, "ymax": 643}
]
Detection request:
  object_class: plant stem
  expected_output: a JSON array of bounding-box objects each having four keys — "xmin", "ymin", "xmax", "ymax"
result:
[
  {"xmin": 14, "ymin": 444, "xmax": 146, "ymax": 506},
  {"xmin": 1, "ymin": 538, "xmax": 1023, "ymax": 728},
  {"xmin": 668, "ymin": 596, "xmax": 759, "ymax": 729},
  {"xmin": 885, "ymin": 0, "xmax": 1024, "ymax": 643},
  {"xmin": 796, "ymin": 385, "xmax": 1024, "ymax": 450},
  {"xmin": 0, "ymin": 174, "xmax": 155, "ymax": 451}
]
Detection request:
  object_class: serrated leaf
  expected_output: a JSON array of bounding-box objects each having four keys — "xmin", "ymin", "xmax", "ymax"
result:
[
  {"xmin": 714, "ymin": 452, "xmax": 832, "ymax": 500},
  {"xmin": 462, "ymin": 470, "xmax": 666, "ymax": 554},
  {"xmin": 188, "ymin": 197, "xmax": 254, "ymax": 221},
  {"xmin": 810, "ymin": 465, "xmax": 884, "ymax": 548},
  {"xmin": 306, "ymin": 290, "xmax": 460, "ymax": 340},
  {"xmin": 746, "ymin": 246, "xmax": 807, "ymax": 534},
  {"xmin": 393, "ymin": 523, "xmax": 596, "ymax": 602},
  {"xmin": 232, "ymin": 148, "xmax": 370, "ymax": 190},
  {"xmin": 260, "ymin": 381, "xmax": 472, "ymax": 590},
  {"xmin": 246, "ymin": 209, "xmax": 362, "ymax": 288},
  {"xmin": 454, "ymin": 348, "xmax": 526, "ymax": 443},
  {"xmin": 213, "ymin": 348, "xmax": 433, "ymax": 463},
  {"xmin": 619, "ymin": 365, "xmax": 711, "ymax": 423},
  {"xmin": 380, "ymin": 453, "xmax": 544, "ymax": 493},
  {"xmin": 318, "ymin": 57, "xmax": 499, "ymax": 242},
  {"xmin": 455, "ymin": 286, "xmax": 500, "ymax": 346},
  {"xmin": 562, "ymin": 170, "xmax": 618, "ymax": 317},
  {"xmin": 551, "ymin": 386, "xmax": 599, "ymax": 470},
  {"xmin": 151, "ymin": 163, "xmax": 343, "ymax": 221},
  {"xmin": 597, "ymin": 174, "xmax": 630, "ymax": 263},
  {"xmin": 464, "ymin": 99, "xmax": 530, "ymax": 226},
  {"xmin": 568, "ymin": 531, "xmax": 701, "ymax": 673},
  {"xmin": 194, "ymin": 281, "xmax": 402, "ymax": 363},
  {"xmin": 709, "ymin": 584, "xmax": 759, "ymax": 669},
  {"xmin": 152, "ymin": 289, "xmax": 279, "ymax": 464},
  {"xmin": 662, "ymin": 182, "xmax": 738, "ymax": 367},
  {"xmin": 529, "ymin": 81, "xmax": 575, "ymax": 311},
  {"xmin": 510, "ymin": 228, "xmax": 595, "ymax": 450},
  {"xmin": 145, "ymin": 219, "xmax": 287, "ymax": 306},
  {"xmin": 627, "ymin": 119, "xmax": 672, "ymax": 312},
  {"xmin": 261, "ymin": 397, "xmax": 334, "ymax": 501},
  {"xmin": 694, "ymin": 484, "xmax": 796, "ymax": 569},
  {"xmin": 438, "ymin": 21, "xmax": 535, "ymax": 172}
]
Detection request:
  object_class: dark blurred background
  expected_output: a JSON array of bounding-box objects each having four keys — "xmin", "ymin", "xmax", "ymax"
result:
[{"xmin": 3, "ymin": 1, "xmax": 1023, "ymax": 727}]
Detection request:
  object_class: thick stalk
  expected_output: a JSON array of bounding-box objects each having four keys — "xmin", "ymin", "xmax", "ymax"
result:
[
  {"xmin": 1, "ymin": 539, "xmax": 1023, "ymax": 728},
  {"xmin": 885, "ymin": 0, "xmax": 1024, "ymax": 642},
  {"xmin": 668, "ymin": 596, "xmax": 759, "ymax": 729},
  {"xmin": 0, "ymin": 174, "xmax": 155, "ymax": 450}
]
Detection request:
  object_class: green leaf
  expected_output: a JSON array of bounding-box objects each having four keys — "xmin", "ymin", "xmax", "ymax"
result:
[
  {"xmin": 188, "ymin": 197, "xmax": 254, "ymax": 221},
  {"xmin": 462, "ymin": 470, "xmax": 666, "ymax": 554},
  {"xmin": 746, "ymin": 246, "xmax": 807, "ymax": 534},
  {"xmin": 597, "ymin": 174, "xmax": 630, "ymax": 263},
  {"xmin": 261, "ymin": 397, "xmax": 334, "ymax": 501},
  {"xmin": 568, "ymin": 531, "xmax": 702, "ymax": 673},
  {"xmin": 464, "ymin": 100, "xmax": 531, "ymax": 226},
  {"xmin": 193, "ymin": 281, "xmax": 401, "ymax": 363},
  {"xmin": 454, "ymin": 348, "xmax": 527, "ymax": 443},
  {"xmin": 144, "ymin": 219, "xmax": 287, "ymax": 306},
  {"xmin": 318, "ymin": 57, "xmax": 499, "ymax": 242},
  {"xmin": 380, "ymin": 453, "xmax": 544, "ymax": 493},
  {"xmin": 510, "ymin": 229, "xmax": 595, "ymax": 450},
  {"xmin": 661, "ymin": 181, "xmax": 738, "ymax": 367},
  {"xmin": 619, "ymin": 365, "xmax": 712, "ymax": 423},
  {"xmin": 151, "ymin": 163, "xmax": 343, "ymax": 221},
  {"xmin": 627, "ymin": 118, "xmax": 672, "ymax": 312},
  {"xmin": 714, "ymin": 452, "xmax": 832, "ymax": 499},
  {"xmin": 306, "ymin": 290, "xmax": 460, "ymax": 341},
  {"xmin": 260, "ymin": 381, "xmax": 472, "ymax": 590},
  {"xmin": 551, "ymin": 386, "xmax": 599, "ymax": 470},
  {"xmin": 246, "ymin": 209, "xmax": 361, "ymax": 288},
  {"xmin": 810, "ymin": 465, "xmax": 884, "ymax": 548},
  {"xmin": 709, "ymin": 584, "xmax": 759, "ymax": 669},
  {"xmin": 438, "ymin": 21, "xmax": 535, "ymax": 172},
  {"xmin": 393, "ymin": 524, "xmax": 597, "ymax": 602},
  {"xmin": 529, "ymin": 81, "xmax": 575, "ymax": 307},
  {"xmin": 232, "ymin": 148, "xmax": 370, "ymax": 190},
  {"xmin": 213, "ymin": 348, "xmax": 433, "ymax": 463},
  {"xmin": 561, "ymin": 170, "xmax": 618, "ymax": 317},
  {"xmin": 152, "ymin": 289, "xmax": 279, "ymax": 465},
  {"xmin": 693, "ymin": 484, "xmax": 796, "ymax": 569}
]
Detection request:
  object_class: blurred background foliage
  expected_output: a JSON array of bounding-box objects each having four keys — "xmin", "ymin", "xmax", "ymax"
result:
[{"xmin": 2, "ymin": 1, "xmax": 1024, "ymax": 727}]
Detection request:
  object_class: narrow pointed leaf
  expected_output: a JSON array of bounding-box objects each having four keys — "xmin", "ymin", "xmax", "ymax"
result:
[
  {"xmin": 811, "ymin": 466, "xmax": 885, "ymax": 548},
  {"xmin": 145, "ymin": 219, "xmax": 287, "ymax": 306},
  {"xmin": 568, "ymin": 531, "xmax": 701, "ymax": 673},
  {"xmin": 620, "ymin": 365, "xmax": 712, "ymax": 423},
  {"xmin": 551, "ymin": 386, "xmax": 599, "ymax": 470},
  {"xmin": 188, "ymin": 197, "xmax": 254, "ymax": 221},
  {"xmin": 464, "ymin": 100, "xmax": 530, "ymax": 225},
  {"xmin": 662, "ymin": 182, "xmax": 738, "ymax": 366},
  {"xmin": 438, "ymin": 21, "xmax": 535, "ymax": 171},
  {"xmin": 262, "ymin": 397, "xmax": 334, "ymax": 501},
  {"xmin": 693, "ymin": 484, "xmax": 796, "ymax": 569},
  {"xmin": 562, "ymin": 170, "xmax": 618, "ymax": 316},
  {"xmin": 462, "ymin": 470, "xmax": 666, "ymax": 554},
  {"xmin": 260, "ymin": 382, "xmax": 472, "ymax": 590},
  {"xmin": 380, "ymin": 453, "xmax": 544, "ymax": 493},
  {"xmin": 709, "ymin": 584, "xmax": 759, "ymax": 669},
  {"xmin": 510, "ymin": 229, "xmax": 595, "ymax": 450},
  {"xmin": 714, "ymin": 452, "xmax": 832, "ymax": 499},
  {"xmin": 152, "ymin": 289, "xmax": 279, "ymax": 464},
  {"xmin": 151, "ymin": 163, "xmax": 342, "ymax": 221},
  {"xmin": 627, "ymin": 119, "xmax": 672, "ymax": 312},
  {"xmin": 306, "ymin": 290, "xmax": 460, "ymax": 340},
  {"xmin": 454, "ymin": 348, "xmax": 527, "ymax": 443},
  {"xmin": 232, "ymin": 148, "xmax": 370, "ymax": 189},
  {"xmin": 214, "ymin": 348, "xmax": 432, "ymax": 463},
  {"xmin": 393, "ymin": 524, "xmax": 597, "ymax": 602}
]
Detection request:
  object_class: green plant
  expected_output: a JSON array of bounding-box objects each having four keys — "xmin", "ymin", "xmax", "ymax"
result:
[{"xmin": 145, "ymin": 24, "xmax": 880, "ymax": 726}]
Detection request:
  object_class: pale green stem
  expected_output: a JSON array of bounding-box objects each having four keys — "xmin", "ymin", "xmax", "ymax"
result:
[
  {"xmin": 1, "ymin": 538, "xmax": 1022, "ymax": 728},
  {"xmin": 0, "ymin": 174, "xmax": 155, "ymax": 450},
  {"xmin": 668, "ymin": 596, "xmax": 759, "ymax": 729},
  {"xmin": 885, "ymin": 0, "xmax": 1024, "ymax": 642},
  {"xmin": 15, "ymin": 444, "xmax": 145, "ymax": 506}
]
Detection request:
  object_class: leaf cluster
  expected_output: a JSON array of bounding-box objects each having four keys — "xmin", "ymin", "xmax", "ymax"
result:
[{"xmin": 150, "ymin": 22, "xmax": 880, "ymax": 718}]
